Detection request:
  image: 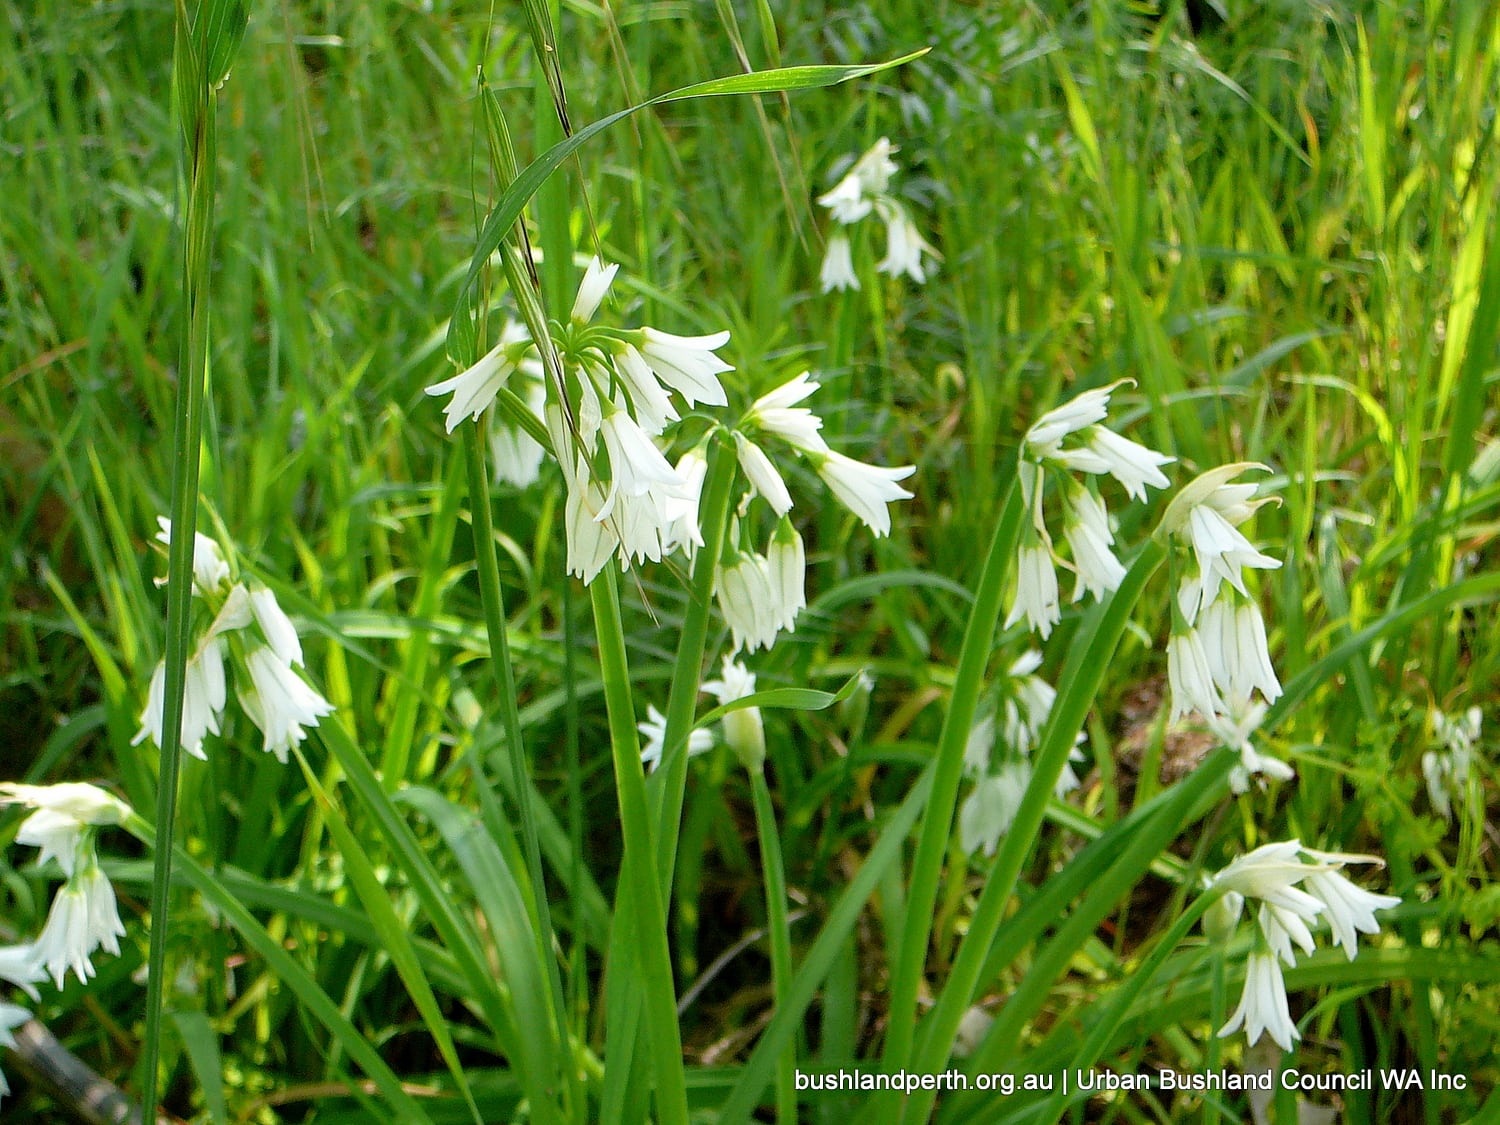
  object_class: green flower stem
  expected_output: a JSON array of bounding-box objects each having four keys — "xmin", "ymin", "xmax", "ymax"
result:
[
  {"xmin": 749, "ymin": 767, "xmax": 796, "ymax": 1123},
  {"xmin": 141, "ymin": 11, "xmax": 217, "ymax": 1114},
  {"xmin": 880, "ymin": 476, "xmax": 1022, "ymax": 1074},
  {"xmin": 648, "ymin": 430, "xmax": 736, "ymax": 889},
  {"xmin": 460, "ymin": 423, "xmax": 577, "ymax": 1117},
  {"xmin": 591, "ymin": 563, "xmax": 690, "ymax": 1125},
  {"xmin": 897, "ymin": 539, "xmax": 1168, "ymax": 1125}
]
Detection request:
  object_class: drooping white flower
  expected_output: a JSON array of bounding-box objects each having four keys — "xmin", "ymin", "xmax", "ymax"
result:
[
  {"xmin": 0, "ymin": 946, "xmax": 43, "ymax": 1002},
  {"xmin": 817, "ymin": 170, "xmax": 874, "ymax": 225},
  {"xmin": 1196, "ymin": 596, "xmax": 1282, "ymax": 708},
  {"xmin": 1023, "ymin": 382, "xmax": 1127, "ymax": 458},
  {"xmin": 1219, "ymin": 950, "xmax": 1298, "ymax": 1052},
  {"xmin": 703, "ymin": 657, "xmax": 765, "ymax": 772},
  {"xmin": 1211, "ymin": 840, "xmax": 1327, "ymax": 912},
  {"xmin": 746, "ymin": 372, "xmax": 829, "ymax": 455},
  {"xmin": 1166, "ymin": 627, "xmax": 1225, "ymax": 721},
  {"xmin": 614, "ymin": 343, "xmax": 682, "ymax": 435},
  {"xmin": 716, "ymin": 553, "xmax": 779, "ymax": 653},
  {"xmin": 596, "ymin": 404, "xmax": 684, "ymax": 519},
  {"xmin": 1298, "ymin": 849, "xmax": 1402, "ymax": 961},
  {"xmin": 813, "ymin": 450, "xmax": 915, "ymax": 538},
  {"xmin": 819, "ymin": 231, "xmax": 860, "ymax": 292},
  {"xmin": 734, "ymin": 433, "xmax": 793, "ymax": 517},
  {"xmin": 849, "ymin": 137, "xmax": 899, "ymax": 196},
  {"xmin": 562, "ymin": 467, "xmax": 616, "ymax": 584},
  {"xmin": 636, "ymin": 327, "xmax": 732, "ymax": 408},
  {"xmin": 1204, "ymin": 704, "xmax": 1295, "ymax": 793},
  {"xmin": 30, "ymin": 865, "xmax": 125, "ymax": 989},
  {"xmin": 154, "ymin": 516, "xmax": 230, "ymax": 597},
  {"xmin": 133, "ymin": 636, "xmax": 228, "ymax": 760},
  {"xmin": 638, "ymin": 705, "xmax": 713, "ymax": 772},
  {"xmin": 661, "ymin": 445, "xmax": 709, "ymax": 558},
  {"xmin": 1158, "ymin": 464, "xmax": 1281, "ymax": 622},
  {"xmin": 875, "ymin": 201, "xmax": 938, "ymax": 284},
  {"xmin": 1061, "ymin": 486, "xmax": 1125, "ymax": 603},
  {"xmin": 1257, "ymin": 901, "xmax": 1319, "ymax": 966},
  {"xmin": 959, "ymin": 762, "xmax": 1031, "ymax": 858},
  {"xmin": 571, "ymin": 256, "xmax": 619, "ymax": 324},
  {"xmin": 424, "ymin": 320, "xmax": 534, "ymax": 433},
  {"xmin": 766, "ymin": 518, "xmax": 806, "ymax": 633},
  {"xmin": 818, "ymin": 138, "xmax": 899, "ymax": 224},
  {"xmin": 1005, "ymin": 541, "xmax": 1061, "ymax": 638},
  {"xmin": 1056, "ymin": 426, "xmax": 1174, "ymax": 501},
  {"xmin": 239, "ymin": 647, "xmax": 334, "ymax": 763},
  {"xmin": 248, "ymin": 584, "xmax": 303, "ymax": 668},
  {"xmin": 1, "ymin": 783, "xmax": 129, "ymax": 879},
  {"xmin": 491, "ymin": 375, "xmax": 548, "ymax": 488}
]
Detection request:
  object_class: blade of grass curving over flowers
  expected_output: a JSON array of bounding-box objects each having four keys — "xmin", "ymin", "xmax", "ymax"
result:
[
  {"xmin": 142, "ymin": 0, "xmax": 244, "ymax": 1111},
  {"xmin": 293, "ymin": 749, "xmax": 484, "ymax": 1125},
  {"xmin": 896, "ymin": 539, "xmax": 1169, "ymax": 1125},
  {"xmin": 881, "ymin": 476, "xmax": 1022, "ymax": 1075},
  {"xmin": 592, "ymin": 562, "xmax": 690, "ymax": 1125},
  {"xmin": 715, "ymin": 766, "xmax": 933, "ymax": 1125},
  {"xmin": 749, "ymin": 768, "xmax": 797, "ymax": 1122},
  {"xmin": 125, "ymin": 815, "xmax": 437, "ymax": 1122},
  {"xmin": 447, "ymin": 51, "xmax": 929, "ymax": 363}
]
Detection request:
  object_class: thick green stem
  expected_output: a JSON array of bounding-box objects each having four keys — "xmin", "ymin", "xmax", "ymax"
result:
[
  {"xmin": 750, "ymin": 768, "xmax": 796, "ymax": 1123},
  {"xmin": 880, "ymin": 478, "xmax": 1022, "ymax": 1074},
  {"xmin": 141, "ymin": 11, "xmax": 215, "ymax": 1113},
  {"xmin": 591, "ymin": 565, "xmax": 691, "ymax": 1125}
]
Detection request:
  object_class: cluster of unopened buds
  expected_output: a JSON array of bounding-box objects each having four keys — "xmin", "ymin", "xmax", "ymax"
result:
[
  {"xmin": 1206, "ymin": 841, "xmax": 1400, "ymax": 1051},
  {"xmin": 426, "ymin": 257, "xmax": 915, "ymax": 657},
  {"xmin": 817, "ymin": 137, "xmax": 939, "ymax": 292},
  {"xmin": 134, "ymin": 518, "xmax": 332, "ymax": 763}
]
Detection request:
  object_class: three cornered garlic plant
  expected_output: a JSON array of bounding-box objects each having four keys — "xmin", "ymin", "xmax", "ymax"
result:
[
  {"xmin": 0, "ymin": 520, "xmax": 337, "ymax": 1107},
  {"xmin": 425, "ymin": 253, "xmax": 914, "ymax": 654},
  {"xmin": 990, "ymin": 381, "xmax": 1400, "ymax": 1052}
]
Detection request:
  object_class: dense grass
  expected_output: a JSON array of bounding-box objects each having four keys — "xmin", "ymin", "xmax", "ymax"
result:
[{"xmin": 2, "ymin": 1, "xmax": 1498, "ymax": 1122}]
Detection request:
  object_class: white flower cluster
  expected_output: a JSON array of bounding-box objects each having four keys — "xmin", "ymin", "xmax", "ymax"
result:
[
  {"xmin": 429, "ymin": 258, "xmax": 727, "ymax": 584},
  {"xmin": 816, "ymin": 138, "xmax": 939, "ymax": 291},
  {"xmin": 1155, "ymin": 464, "xmax": 1285, "ymax": 789},
  {"xmin": 1424, "ymin": 705, "xmax": 1481, "ymax": 821},
  {"xmin": 134, "ymin": 518, "xmax": 332, "ymax": 763},
  {"xmin": 0, "ymin": 784, "xmax": 130, "ymax": 992},
  {"xmin": 427, "ymin": 261, "xmax": 916, "ymax": 659},
  {"xmin": 1006, "ymin": 381, "xmax": 1174, "ymax": 639},
  {"xmin": 1208, "ymin": 840, "xmax": 1400, "ymax": 1052},
  {"xmin": 719, "ymin": 373, "xmax": 914, "ymax": 652},
  {"xmin": 958, "ymin": 652, "xmax": 1085, "ymax": 857}
]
